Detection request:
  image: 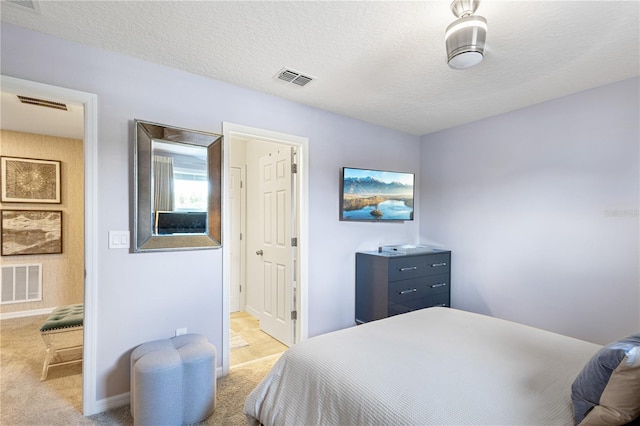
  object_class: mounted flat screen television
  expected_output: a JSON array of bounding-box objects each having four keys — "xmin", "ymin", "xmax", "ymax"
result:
[{"xmin": 340, "ymin": 167, "xmax": 415, "ymax": 221}]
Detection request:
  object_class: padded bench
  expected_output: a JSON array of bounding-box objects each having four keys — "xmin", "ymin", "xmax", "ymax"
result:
[
  {"xmin": 39, "ymin": 303, "xmax": 84, "ymax": 380},
  {"xmin": 131, "ymin": 334, "xmax": 217, "ymax": 425}
]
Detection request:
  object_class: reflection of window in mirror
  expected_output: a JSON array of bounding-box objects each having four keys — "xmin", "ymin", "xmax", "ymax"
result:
[
  {"xmin": 152, "ymin": 140, "xmax": 208, "ymax": 233},
  {"xmin": 174, "ymin": 176, "xmax": 207, "ymax": 211}
]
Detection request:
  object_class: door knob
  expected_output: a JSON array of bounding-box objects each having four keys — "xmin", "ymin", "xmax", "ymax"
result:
[{"xmin": 256, "ymin": 250, "xmax": 264, "ymax": 255}]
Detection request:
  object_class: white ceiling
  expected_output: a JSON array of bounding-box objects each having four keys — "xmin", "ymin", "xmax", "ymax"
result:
[{"xmin": 1, "ymin": 1, "xmax": 638, "ymax": 137}]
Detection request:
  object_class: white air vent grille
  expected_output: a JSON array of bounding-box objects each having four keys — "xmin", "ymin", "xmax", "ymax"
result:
[
  {"xmin": 1, "ymin": 264, "xmax": 42, "ymax": 304},
  {"xmin": 17, "ymin": 95, "xmax": 68, "ymax": 111},
  {"xmin": 291, "ymin": 75, "xmax": 313, "ymax": 86},
  {"xmin": 275, "ymin": 68, "xmax": 315, "ymax": 87},
  {"xmin": 4, "ymin": 1, "xmax": 41, "ymax": 14}
]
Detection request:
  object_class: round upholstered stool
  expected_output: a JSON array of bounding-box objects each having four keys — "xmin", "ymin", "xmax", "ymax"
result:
[{"xmin": 130, "ymin": 334, "xmax": 217, "ymax": 425}]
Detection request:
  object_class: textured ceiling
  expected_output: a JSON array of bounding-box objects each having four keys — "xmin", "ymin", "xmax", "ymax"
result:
[{"xmin": 1, "ymin": 1, "xmax": 639, "ymax": 136}]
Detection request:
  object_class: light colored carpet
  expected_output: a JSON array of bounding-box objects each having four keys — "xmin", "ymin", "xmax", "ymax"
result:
[{"xmin": 1, "ymin": 314, "xmax": 281, "ymax": 425}]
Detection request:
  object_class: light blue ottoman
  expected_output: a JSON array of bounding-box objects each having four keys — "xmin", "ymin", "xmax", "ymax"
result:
[{"xmin": 130, "ymin": 334, "xmax": 217, "ymax": 425}]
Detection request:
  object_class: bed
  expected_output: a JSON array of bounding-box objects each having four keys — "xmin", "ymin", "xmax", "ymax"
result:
[{"xmin": 245, "ymin": 307, "xmax": 606, "ymax": 425}]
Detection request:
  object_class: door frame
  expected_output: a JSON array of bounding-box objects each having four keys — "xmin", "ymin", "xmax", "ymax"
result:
[
  {"xmin": 221, "ymin": 122, "xmax": 309, "ymax": 376},
  {"xmin": 229, "ymin": 165, "xmax": 246, "ymax": 313},
  {"xmin": 1, "ymin": 75, "xmax": 99, "ymax": 415}
]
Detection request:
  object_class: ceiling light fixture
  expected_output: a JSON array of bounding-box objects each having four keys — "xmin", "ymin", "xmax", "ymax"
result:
[{"xmin": 445, "ymin": 0, "xmax": 487, "ymax": 70}]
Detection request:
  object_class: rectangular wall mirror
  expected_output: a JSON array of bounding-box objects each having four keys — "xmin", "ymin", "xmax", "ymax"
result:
[{"xmin": 134, "ymin": 120, "xmax": 222, "ymax": 252}]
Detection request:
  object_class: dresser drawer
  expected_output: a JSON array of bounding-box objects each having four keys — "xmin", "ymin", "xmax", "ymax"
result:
[
  {"xmin": 387, "ymin": 253, "xmax": 450, "ymax": 281},
  {"xmin": 387, "ymin": 274, "xmax": 449, "ymax": 304},
  {"xmin": 387, "ymin": 293, "xmax": 450, "ymax": 317}
]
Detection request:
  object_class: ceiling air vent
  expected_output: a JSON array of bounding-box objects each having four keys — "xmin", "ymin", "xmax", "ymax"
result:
[
  {"xmin": 4, "ymin": 1, "xmax": 41, "ymax": 13},
  {"xmin": 275, "ymin": 68, "xmax": 315, "ymax": 87},
  {"xmin": 17, "ymin": 95, "xmax": 68, "ymax": 111}
]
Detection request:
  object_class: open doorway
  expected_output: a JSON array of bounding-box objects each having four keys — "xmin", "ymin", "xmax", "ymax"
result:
[
  {"xmin": 0, "ymin": 87, "xmax": 85, "ymax": 412},
  {"xmin": 222, "ymin": 123, "xmax": 309, "ymax": 374},
  {"xmin": 0, "ymin": 75, "xmax": 98, "ymax": 415},
  {"xmin": 229, "ymin": 140, "xmax": 294, "ymax": 366}
]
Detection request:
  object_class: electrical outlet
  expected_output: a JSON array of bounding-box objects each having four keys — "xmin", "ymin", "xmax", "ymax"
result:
[{"xmin": 175, "ymin": 328, "xmax": 187, "ymax": 336}]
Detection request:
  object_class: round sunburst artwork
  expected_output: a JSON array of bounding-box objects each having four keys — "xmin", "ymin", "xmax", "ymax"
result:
[{"xmin": 1, "ymin": 157, "xmax": 61, "ymax": 203}]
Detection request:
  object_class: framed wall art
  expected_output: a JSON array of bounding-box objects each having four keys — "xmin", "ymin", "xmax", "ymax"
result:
[
  {"xmin": 1, "ymin": 210, "xmax": 63, "ymax": 256},
  {"xmin": 340, "ymin": 166, "xmax": 415, "ymax": 222},
  {"xmin": 1, "ymin": 156, "xmax": 61, "ymax": 203}
]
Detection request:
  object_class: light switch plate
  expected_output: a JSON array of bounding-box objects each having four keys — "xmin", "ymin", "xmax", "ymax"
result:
[{"xmin": 108, "ymin": 231, "xmax": 130, "ymax": 249}]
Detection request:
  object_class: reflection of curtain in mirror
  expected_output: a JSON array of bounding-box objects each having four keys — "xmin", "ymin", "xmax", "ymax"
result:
[{"xmin": 153, "ymin": 155, "xmax": 175, "ymax": 211}]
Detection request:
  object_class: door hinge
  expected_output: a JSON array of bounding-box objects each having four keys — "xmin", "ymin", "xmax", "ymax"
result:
[
  {"xmin": 291, "ymin": 163, "xmax": 298, "ymax": 174},
  {"xmin": 291, "ymin": 310, "xmax": 298, "ymax": 320},
  {"xmin": 291, "ymin": 237, "xmax": 297, "ymax": 247},
  {"xmin": 240, "ymin": 233, "xmax": 243, "ymax": 241},
  {"xmin": 240, "ymin": 181, "xmax": 243, "ymax": 189}
]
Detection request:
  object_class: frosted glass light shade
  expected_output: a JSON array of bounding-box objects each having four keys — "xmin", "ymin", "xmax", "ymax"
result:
[{"xmin": 448, "ymin": 51, "xmax": 483, "ymax": 69}]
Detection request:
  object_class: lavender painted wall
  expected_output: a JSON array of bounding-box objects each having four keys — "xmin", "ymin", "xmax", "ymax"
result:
[
  {"xmin": 1, "ymin": 23, "xmax": 421, "ymax": 402},
  {"xmin": 420, "ymin": 78, "xmax": 640, "ymax": 345}
]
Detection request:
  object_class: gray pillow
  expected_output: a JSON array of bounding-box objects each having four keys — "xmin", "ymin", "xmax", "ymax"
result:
[{"xmin": 571, "ymin": 333, "xmax": 640, "ymax": 425}]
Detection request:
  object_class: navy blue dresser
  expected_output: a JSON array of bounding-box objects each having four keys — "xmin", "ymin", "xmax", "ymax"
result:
[{"xmin": 355, "ymin": 249, "xmax": 451, "ymax": 324}]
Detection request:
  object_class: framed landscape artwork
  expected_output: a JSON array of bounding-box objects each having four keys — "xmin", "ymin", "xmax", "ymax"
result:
[
  {"xmin": 340, "ymin": 167, "xmax": 415, "ymax": 222},
  {"xmin": 1, "ymin": 210, "xmax": 63, "ymax": 256},
  {"xmin": 1, "ymin": 157, "xmax": 61, "ymax": 203}
]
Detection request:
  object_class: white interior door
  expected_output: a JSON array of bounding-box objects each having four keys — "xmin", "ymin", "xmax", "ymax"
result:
[
  {"xmin": 257, "ymin": 148, "xmax": 292, "ymax": 346},
  {"xmin": 229, "ymin": 166, "xmax": 244, "ymax": 313}
]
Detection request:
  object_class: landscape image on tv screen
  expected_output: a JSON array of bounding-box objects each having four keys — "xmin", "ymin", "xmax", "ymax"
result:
[{"xmin": 341, "ymin": 167, "xmax": 414, "ymax": 221}]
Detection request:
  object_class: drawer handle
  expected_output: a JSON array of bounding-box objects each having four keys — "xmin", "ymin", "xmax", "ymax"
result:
[
  {"xmin": 430, "ymin": 283, "xmax": 447, "ymax": 288},
  {"xmin": 399, "ymin": 266, "xmax": 418, "ymax": 272},
  {"xmin": 430, "ymin": 262, "xmax": 447, "ymax": 267},
  {"xmin": 430, "ymin": 303, "xmax": 448, "ymax": 308},
  {"xmin": 399, "ymin": 288, "xmax": 417, "ymax": 295}
]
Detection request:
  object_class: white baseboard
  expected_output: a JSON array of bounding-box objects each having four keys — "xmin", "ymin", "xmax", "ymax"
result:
[
  {"xmin": 245, "ymin": 306, "xmax": 261, "ymax": 321},
  {"xmin": 91, "ymin": 371, "xmax": 223, "ymax": 416},
  {"xmin": 92, "ymin": 392, "xmax": 130, "ymax": 415},
  {"xmin": 0, "ymin": 307, "xmax": 55, "ymax": 320}
]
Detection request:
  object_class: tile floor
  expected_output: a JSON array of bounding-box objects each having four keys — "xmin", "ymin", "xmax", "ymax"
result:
[{"xmin": 230, "ymin": 311, "xmax": 288, "ymax": 366}]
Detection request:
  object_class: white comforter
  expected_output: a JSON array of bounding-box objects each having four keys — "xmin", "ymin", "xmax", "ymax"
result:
[{"xmin": 244, "ymin": 308, "xmax": 601, "ymax": 425}]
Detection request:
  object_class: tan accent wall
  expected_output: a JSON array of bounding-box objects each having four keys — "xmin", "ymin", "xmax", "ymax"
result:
[{"xmin": 0, "ymin": 130, "xmax": 84, "ymax": 314}]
